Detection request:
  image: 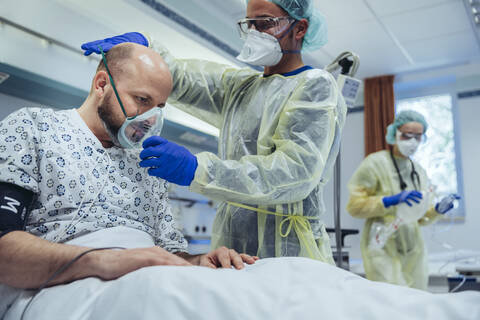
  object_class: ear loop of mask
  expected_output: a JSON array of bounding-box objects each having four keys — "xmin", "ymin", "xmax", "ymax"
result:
[
  {"xmin": 277, "ymin": 21, "xmax": 301, "ymax": 54},
  {"xmin": 98, "ymin": 45, "xmax": 138, "ymax": 121}
]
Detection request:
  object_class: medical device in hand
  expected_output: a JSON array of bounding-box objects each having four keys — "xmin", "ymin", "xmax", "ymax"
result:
[
  {"xmin": 396, "ymin": 189, "xmax": 433, "ymax": 222},
  {"xmin": 436, "ymin": 194, "xmax": 460, "ymax": 214},
  {"xmin": 369, "ymin": 189, "xmax": 433, "ymax": 251}
]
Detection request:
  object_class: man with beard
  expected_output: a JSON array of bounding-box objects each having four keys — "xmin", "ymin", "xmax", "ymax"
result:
[{"xmin": 0, "ymin": 43, "xmax": 256, "ymax": 318}]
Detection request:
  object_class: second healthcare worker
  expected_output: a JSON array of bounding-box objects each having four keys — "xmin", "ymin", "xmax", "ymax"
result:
[
  {"xmin": 82, "ymin": 0, "xmax": 346, "ymax": 262},
  {"xmin": 346, "ymin": 110, "xmax": 459, "ymax": 289}
]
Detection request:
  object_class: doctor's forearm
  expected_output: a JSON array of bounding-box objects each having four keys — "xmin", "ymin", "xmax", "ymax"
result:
[
  {"xmin": 0, "ymin": 231, "xmax": 96, "ymax": 289},
  {"xmin": 346, "ymin": 195, "xmax": 391, "ymax": 219},
  {"xmin": 191, "ymin": 153, "xmax": 324, "ymax": 205}
]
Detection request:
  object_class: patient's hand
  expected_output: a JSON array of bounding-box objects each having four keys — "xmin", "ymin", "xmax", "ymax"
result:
[
  {"xmin": 199, "ymin": 247, "xmax": 259, "ymax": 270},
  {"xmin": 90, "ymin": 247, "xmax": 192, "ymax": 280}
]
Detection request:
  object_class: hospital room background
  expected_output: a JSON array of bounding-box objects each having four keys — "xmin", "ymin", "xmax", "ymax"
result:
[{"xmin": 1, "ymin": 0, "xmax": 479, "ymax": 293}]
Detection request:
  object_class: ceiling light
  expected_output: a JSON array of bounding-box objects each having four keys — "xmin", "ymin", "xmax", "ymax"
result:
[{"xmin": 469, "ymin": 0, "xmax": 480, "ymax": 26}]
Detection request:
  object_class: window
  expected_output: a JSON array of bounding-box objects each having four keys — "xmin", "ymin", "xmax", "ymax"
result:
[{"xmin": 396, "ymin": 94, "xmax": 464, "ymax": 218}]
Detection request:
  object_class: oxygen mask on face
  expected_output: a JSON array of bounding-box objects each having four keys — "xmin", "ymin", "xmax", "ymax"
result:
[{"xmin": 117, "ymin": 107, "xmax": 164, "ymax": 149}]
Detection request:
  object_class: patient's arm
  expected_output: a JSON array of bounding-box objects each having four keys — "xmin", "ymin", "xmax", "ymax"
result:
[
  {"xmin": 177, "ymin": 247, "xmax": 258, "ymax": 270},
  {"xmin": 0, "ymin": 231, "xmax": 192, "ymax": 289},
  {"xmin": 0, "ymin": 231, "xmax": 97, "ymax": 288}
]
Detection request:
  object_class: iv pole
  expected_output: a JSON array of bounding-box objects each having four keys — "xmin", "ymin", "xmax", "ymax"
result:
[{"xmin": 326, "ymin": 52, "xmax": 361, "ymax": 269}]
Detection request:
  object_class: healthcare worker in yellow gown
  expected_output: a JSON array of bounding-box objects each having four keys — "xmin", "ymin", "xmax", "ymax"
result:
[
  {"xmin": 81, "ymin": 0, "xmax": 346, "ymax": 262},
  {"xmin": 346, "ymin": 110, "xmax": 459, "ymax": 290}
]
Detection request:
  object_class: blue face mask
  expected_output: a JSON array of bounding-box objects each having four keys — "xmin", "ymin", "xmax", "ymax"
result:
[{"xmin": 99, "ymin": 46, "xmax": 164, "ymax": 149}]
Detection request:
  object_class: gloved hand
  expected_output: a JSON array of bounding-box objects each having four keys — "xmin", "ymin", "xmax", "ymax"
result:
[
  {"xmin": 139, "ymin": 136, "xmax": 198, "ymax": 186},
  {"xmin": 382, "ymin": 190, "xmax": 423, "ymax": 208},
  {"xmin": 435, "ymin": 194, "xmax": 461, "ymax": 214},
  {"xmin": 81, "ymin": 32, "xmax": 149, "ymax": 56}
]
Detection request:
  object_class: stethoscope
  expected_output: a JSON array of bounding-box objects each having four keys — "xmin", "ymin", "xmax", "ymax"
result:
[{"xmin": 389, "ymin": 148, "xmax": 421, "ymax": 191}]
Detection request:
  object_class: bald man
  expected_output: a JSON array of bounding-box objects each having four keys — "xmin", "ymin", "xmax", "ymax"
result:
[{"xmin": 0, "ymin": 43, "xmax": 256, "ymax": 317}]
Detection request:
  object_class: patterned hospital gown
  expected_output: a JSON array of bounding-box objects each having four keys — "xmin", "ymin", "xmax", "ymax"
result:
[{"xmin": 0, "ymin": 107, "xmax": 187, "ymax": 252}]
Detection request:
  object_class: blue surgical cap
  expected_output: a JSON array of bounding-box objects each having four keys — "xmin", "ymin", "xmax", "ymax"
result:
[
  {"xmin": 386, "ymin": 110, "xmax": 428, "ymax": 145},
  {"xmin": 246, "ymin": 0, "xmax": 328, "ymax": 51}
]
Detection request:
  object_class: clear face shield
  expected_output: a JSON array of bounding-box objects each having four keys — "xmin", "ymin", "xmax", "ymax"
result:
[{"xmin": 99, "ymin": 46, "xmax": 164, "ymax": 149}]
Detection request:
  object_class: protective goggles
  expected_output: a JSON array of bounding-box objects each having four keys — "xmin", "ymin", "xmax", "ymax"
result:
[
  {"xmin": 237, "ymin": 16, "xmax": 296, "ymax": 39},
  {"xmin": 99, "ymin": 46, "xmax": 164, "ymax": 149},
  {"xmin": 398, "ymin": 131, "xmax": 426, "ymax": 142}
]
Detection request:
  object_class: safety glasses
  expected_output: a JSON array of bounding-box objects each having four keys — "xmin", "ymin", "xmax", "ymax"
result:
[
  {"xmin": 237, "ymin": 16, "xmax": 295, "ymax": 39},
  {"xmin": 399, "ymin": 131, "xmax": 426, "ymax": 142}
]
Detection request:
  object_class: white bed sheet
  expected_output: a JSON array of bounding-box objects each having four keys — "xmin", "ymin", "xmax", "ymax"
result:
[{"xmin": 4, "ymin": 228, "xmax": 480, "ymax": 320}]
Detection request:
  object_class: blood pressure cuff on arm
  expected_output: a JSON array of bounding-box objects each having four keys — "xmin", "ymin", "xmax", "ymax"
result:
[{"xmin": 0, "ymin": 183, "xmax": 34, "ymax": 238}]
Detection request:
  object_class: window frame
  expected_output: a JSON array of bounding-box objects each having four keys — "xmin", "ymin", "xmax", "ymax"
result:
[{"xmin": 394, "ymin": 79, "xmax": 465, "ymax": 222}]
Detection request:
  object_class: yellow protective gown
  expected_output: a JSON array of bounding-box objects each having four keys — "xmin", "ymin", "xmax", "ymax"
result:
[
  {"xmin": 346, "ymin": 150, "xmax": 441, "ymax": 290},
  {"xmin": 149, "ymin": 38, "xmax": 346, "ymax": 262}
]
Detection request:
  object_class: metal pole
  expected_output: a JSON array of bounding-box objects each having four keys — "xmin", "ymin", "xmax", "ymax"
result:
[
  {"xmin": 327, "ymin": 51, "xmax": 360, "ymax": 270},
  {"xmin": 334, "ymin": 150, "xmax": 343, "ymax": 269}
]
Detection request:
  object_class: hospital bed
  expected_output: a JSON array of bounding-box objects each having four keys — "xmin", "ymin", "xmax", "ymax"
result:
[
  {"xmin": 349, "ymin": 249, "xmax": 480, "ymax": 294},
  {"xmin": 2, "ymin": 227, "xmax": 479, "ymax": 320}
]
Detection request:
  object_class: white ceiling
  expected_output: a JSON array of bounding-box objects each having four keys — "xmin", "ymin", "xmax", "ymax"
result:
[
  {"xmin": 1, "ymin": 0, "xmax": 479, "ymax": 82},
  {"xmin": 317, "ymin": 0, "xmax": 480, "ymax": 78},
  {"xmin": 173, "ymin": 0, "xmax": 480, "ymax": 79}
]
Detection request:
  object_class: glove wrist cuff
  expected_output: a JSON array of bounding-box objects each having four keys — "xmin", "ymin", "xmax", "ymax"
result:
[{"xmin": 382, "ymin": 197, "xmax": 391, "ymax": 208}]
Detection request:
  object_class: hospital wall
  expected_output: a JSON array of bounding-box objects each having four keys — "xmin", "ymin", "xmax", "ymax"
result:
[{"xmin": 0, "ymin": 93, "xmax": 42, "ymax": 119}]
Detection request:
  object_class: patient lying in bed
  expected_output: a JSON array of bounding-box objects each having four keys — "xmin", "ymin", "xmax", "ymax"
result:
[{"xmin": 3, "ymin": 227, "xmax": 479, "ymax": 320}]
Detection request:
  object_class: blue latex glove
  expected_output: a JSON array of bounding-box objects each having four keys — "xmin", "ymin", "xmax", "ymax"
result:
[
  {"xmin": 382, "ymin": 190, "xmax": 423, "ymax": 208},
  {"xmin": 435, "ymin": 194, "xmax": 461, "ymax": 214},
  {"xmin": 139, "ymin": 136, "xmax": 198, "ymax": 186},
  {"xmin": 81, "ymin": 32, "xmax": 148, "ymax": 56}
]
